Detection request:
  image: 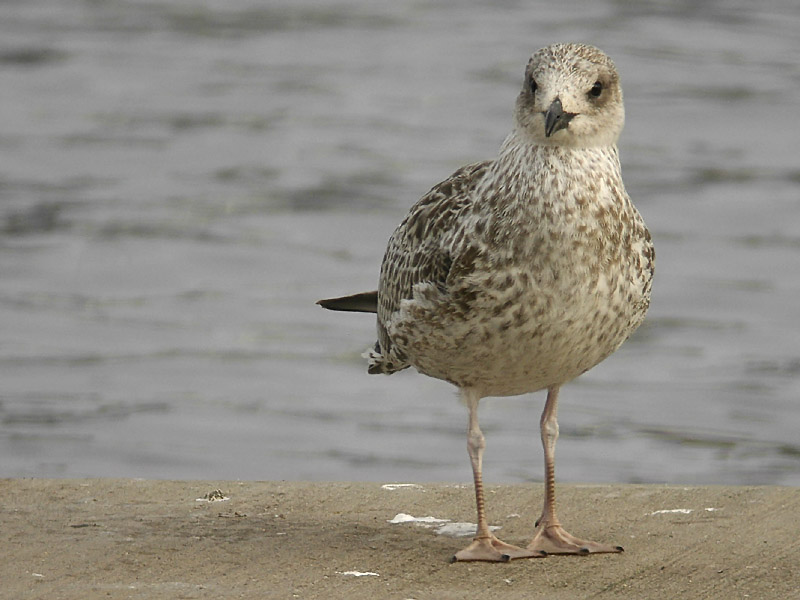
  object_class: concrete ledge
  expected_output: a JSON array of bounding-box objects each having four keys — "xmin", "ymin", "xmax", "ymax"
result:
[{"xmin": 2, "ymin": 479, "xmax": 798, "ymax": 599}]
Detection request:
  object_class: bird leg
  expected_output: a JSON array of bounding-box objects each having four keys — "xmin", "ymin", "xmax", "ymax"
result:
[
  {"xmin": 527, "ymin": 386, "xmax": 624, "ymax": 555},
  {"xmin": 452, "ymin": 390, "xmax": 543, "ymax": 562}
]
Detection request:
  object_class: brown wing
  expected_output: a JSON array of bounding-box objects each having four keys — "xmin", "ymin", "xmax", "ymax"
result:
[{"xmin": 375, "ymin": 160, "xmax": 492, "ymax": 359}]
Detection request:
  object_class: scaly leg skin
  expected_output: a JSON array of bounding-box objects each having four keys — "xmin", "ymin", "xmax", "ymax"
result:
[
  {"xmin": 527, "ymin": 386, "xmax": 624, "ymax": 556},
  {"xmin": 452, "ymin": 389, "xmax": 545, "ymax": 562}
]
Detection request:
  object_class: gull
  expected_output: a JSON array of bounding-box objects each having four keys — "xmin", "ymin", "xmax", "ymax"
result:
[{"xmin": 318, "ymin": 43, "xmax": 654, "ymax": 562}]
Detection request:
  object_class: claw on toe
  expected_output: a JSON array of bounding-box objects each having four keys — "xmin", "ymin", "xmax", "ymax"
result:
[
  {"xmin": 527, "ymin": 524, "xmax": 623, "ymax": 556},
  {"xmin": 452, "ymin": 536, "xmax": 545, "ymax": 562}
]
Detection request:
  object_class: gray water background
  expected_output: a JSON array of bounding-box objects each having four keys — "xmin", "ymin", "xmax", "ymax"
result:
[{"xmin": 1, "ymin": 0, "xmax": 799, "ymax": 486}]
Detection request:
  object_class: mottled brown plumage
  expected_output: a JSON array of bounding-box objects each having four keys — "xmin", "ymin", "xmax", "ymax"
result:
[{"xmin": 319, "ymin": 43, "xmax": 654, "ymax": 562}]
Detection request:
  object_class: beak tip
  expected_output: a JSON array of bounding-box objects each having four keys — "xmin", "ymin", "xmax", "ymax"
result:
[{"xmin": 543, "ymin": 98, "xmax": 575, "ymax": 138}]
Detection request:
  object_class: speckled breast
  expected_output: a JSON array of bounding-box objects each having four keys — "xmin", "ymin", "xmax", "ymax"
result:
[{"xmin": 392, "ymin": 199, "xmax": 653, "ymax": 396}]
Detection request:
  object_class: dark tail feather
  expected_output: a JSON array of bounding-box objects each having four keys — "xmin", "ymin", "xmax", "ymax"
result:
[{"xmin": 317, "ymin": 291, "xmax": 378, "ymax": 313}]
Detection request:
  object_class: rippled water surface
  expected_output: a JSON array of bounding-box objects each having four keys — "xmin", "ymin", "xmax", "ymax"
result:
[{"xmin": 2, "ymin": 0, "xmax": 799, "ymax": 486}]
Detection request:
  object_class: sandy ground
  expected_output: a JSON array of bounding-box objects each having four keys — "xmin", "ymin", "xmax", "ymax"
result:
[{"xmin": 2, "ymin": 479, "xmax": 798, "ymax": 599}]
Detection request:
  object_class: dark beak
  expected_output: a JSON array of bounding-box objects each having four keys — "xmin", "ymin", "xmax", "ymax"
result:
[{"xmin": 543, "ymin": 98, "xmax": 575, "ymax": 137}]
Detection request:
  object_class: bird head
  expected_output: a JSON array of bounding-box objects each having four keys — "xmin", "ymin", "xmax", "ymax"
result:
[{"xmin": 514, "ymin": 43, "xmax": 625, "ymax": 148}]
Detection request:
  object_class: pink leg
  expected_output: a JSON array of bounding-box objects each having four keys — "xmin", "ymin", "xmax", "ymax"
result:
[
  {"xmin": 452, "ymin": 389, "xmax": 543, "ymax": 562},
  {"xmin": 527, "ymin": 386, "xmax": 623, "ymax": 555}
]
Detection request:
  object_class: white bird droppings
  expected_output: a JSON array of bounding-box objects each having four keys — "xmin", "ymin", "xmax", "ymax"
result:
[
  {"xmin": 388, "ymin": 513, "xmax": 500, "ymax": 537},
  {"xmin": 381, "ymin": 483, "xmax": 424, "ymax": 491},
  {"xmin": 388, "ymin": 513, "xmax": 449, "ymax": 525}
]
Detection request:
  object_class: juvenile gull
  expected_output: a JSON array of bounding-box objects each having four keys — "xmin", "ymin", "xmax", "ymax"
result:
[{"xmin": 318, "ymin": 43, "xmax": 654, "ymax": 562}]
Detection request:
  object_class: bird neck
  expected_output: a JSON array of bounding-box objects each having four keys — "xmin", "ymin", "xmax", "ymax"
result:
[
  {"xmin": 475, "ymin": 132, "xmax": 627, "ymax": 232},
  {"xmin": 496, "ymin": 131, "xmax": 622, "ymax": 182},
  {"xmin": 488, "ymin": 133, "xmax": 621, "ymax": 205}
]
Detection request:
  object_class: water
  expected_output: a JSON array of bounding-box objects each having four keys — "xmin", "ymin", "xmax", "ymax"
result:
[{"xmin": 1, "ymin": 0, "xmax": 799, "ymax": 486}]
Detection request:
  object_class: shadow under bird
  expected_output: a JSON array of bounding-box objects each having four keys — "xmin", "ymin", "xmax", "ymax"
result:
[{"xmin": 318, "ymin": 42, "xmax": 654, "ymax": 562}]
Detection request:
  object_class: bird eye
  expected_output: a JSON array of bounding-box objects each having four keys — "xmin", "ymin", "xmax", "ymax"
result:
[
  {"xmin": 589, "ymin": 81, "xmax": 603, "ymax": 98},
  {"xmin": 529, "ymin": 78, "xmax": 538, "ymax": 95}
]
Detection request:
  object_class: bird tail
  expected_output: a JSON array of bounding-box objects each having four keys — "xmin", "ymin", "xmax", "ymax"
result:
[
  {"xmin": 316, "ymin": 291, "xmax": 378, "ymax": 313},
  {"xmin": 318, "ymin": 290, "xmax": 408, "ymax": 374}
]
